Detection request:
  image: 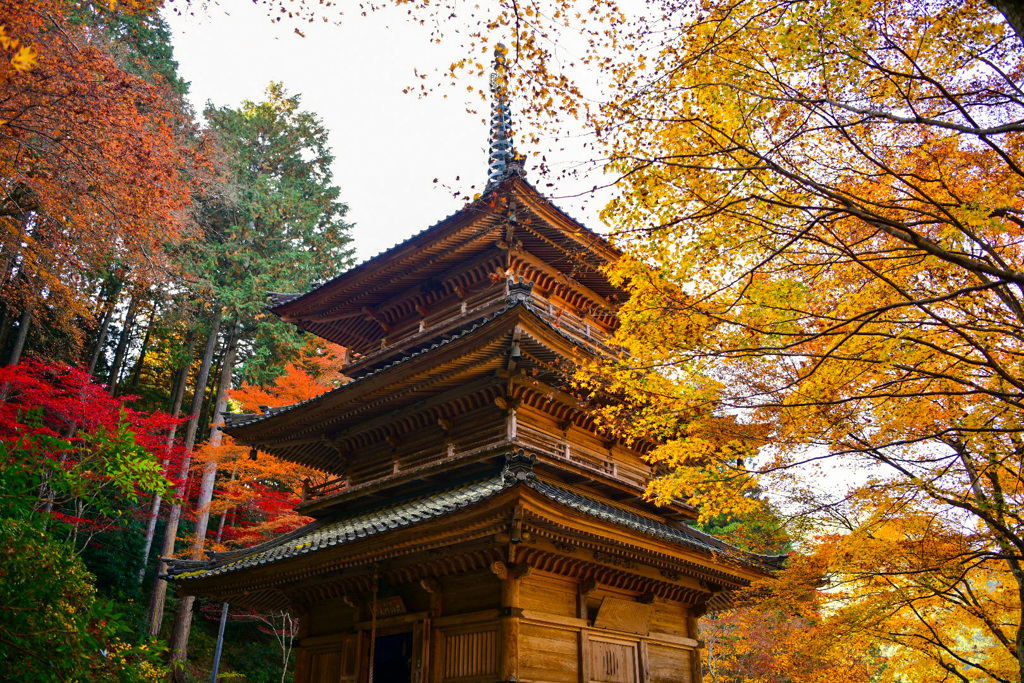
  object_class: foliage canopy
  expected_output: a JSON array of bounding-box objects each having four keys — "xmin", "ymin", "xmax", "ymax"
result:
[{"xmin": 570, "ymin": 0, "xmax": 1024, "ymax": 680}]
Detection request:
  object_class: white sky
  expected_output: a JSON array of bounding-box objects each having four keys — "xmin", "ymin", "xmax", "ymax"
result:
[{"xmin": 165, "ymin": 2, "xmax": 611, "ymax": 265}]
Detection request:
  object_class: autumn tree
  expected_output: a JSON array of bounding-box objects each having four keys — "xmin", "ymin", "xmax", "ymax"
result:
[
  {"xmin": 812, "ymin": 490, "xmax": 1019, "ymax": 682},
  {"xmin": 0, "ymin": 360, "xmax": 178, "ymax": 540},
  {"xmin": 701, "ymin": 548, "xmax": 880, "ymax": 683},
  {"xmin": 0, "ymin": 360, "xmax": 178, "ymax": 681},
  {"xmin": 197, "ymin": 341, "xmax": 347, "ymax": 552},
  {"xmin": 554, "ymin": 0, "xmax": 1024, "ymax": 679},
  {"xmin": 156, "ymin": 341, "xmax": 344, "ymax": 679},
  {"xmin": 0, "ymin": 0, "xmax": 202, "ymax": 363}
]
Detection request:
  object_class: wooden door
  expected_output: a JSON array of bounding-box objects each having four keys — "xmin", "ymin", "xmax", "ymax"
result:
[
  {"xmin": 437, "ymin": 625, "xmax": 500, "ymax": 682},
  {"xmin": 305, "ymin": 634, "xmax": 358, "ymax": 683},
  {"xmin": 586, "ymin": 638, "xmax": 639, "ymax": 683}
]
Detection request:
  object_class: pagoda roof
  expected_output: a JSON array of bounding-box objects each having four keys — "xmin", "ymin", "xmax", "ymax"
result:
[
  {"xmin": 165, "ymin": 457, "xmax": 786, "ymax": 600},
  {"xmin": 223, "ymin": 297, "xmax": 600, "ymax": 468},
  {"xmin": 267, "ymin": 176, "xmax": 624, "ymax": 350}
]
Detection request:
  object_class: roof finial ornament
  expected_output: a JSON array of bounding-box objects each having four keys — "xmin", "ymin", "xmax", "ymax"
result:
[{"xmin": 487, "ymin": 43, "xmax": 526, "ymax": 188}]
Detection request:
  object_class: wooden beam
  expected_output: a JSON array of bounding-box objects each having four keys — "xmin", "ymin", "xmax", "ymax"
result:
[
  {"xmin": 318, "ymin": 245, "xmax": 506, "ymax": 324},
  {"xmin": 517, "ymin": 219, "xmax": 605, "ymax": 277},
  {"xmin": 511, "ymin": 374, "xmax": 581, "ymax": 411},
  {"xmin": 324, "ymin": 375, "xmax": 505, "ymax": 447},
  {"xmin": 420, "ymin": 578, "xmax": 442, "ymax": 618},
  {"xmin": 510, "ymin": 248, "xmax": 614, "ymax": 314}
]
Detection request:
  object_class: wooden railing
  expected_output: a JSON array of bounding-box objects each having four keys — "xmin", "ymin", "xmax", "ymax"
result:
[
  {"xmin": 516, "ymin": 423, "xmax": 651, "ymax": 491},
  {"xmin": 302, "ymin": 423, "xmax": 651, "ymax": 503},
  {"xmin": 345, "ymin": 285, "xmax": 619, "ymax": 372},
  {"xmin": 529, "ymin": 292, "xmax": 615, "ymax": 352},
  {"xmin": 347, "ymin": 294, "xmax": 506, "ymax": 369}
]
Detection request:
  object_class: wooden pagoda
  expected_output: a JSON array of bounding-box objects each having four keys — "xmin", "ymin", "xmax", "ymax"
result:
[{"xmin": 166, "ymin": 46, "xmax": 784, "ymax": 683}]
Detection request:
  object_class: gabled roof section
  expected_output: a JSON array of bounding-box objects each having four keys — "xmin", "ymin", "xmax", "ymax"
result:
[
  {"xmin": 165, "ymin": 473, "xmax": 509, "ymax": 582},
  {"xmin": 224, "ymin": 299, "xmax": 599, "ymax": 471},
  {"xmin": 225, "ymin": 296, "xmax": 602, "ymax": 456},
  {"xmin": 530, "ymin": 479, "xmax": 786, "ymax": 573},
  {"xmin": 268, "ymin": 176, "xmax": 623, "ymax": 351}
]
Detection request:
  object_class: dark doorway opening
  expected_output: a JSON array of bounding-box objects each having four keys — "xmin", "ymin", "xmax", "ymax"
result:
[{"xmin": 372, "ymin": 631, "xmax": 413, "ymax": 682}]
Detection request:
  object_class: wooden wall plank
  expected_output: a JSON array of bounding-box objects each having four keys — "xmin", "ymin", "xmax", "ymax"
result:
[
  {"xmin": 592, "ymin": 597, "xmax": 653, "ymax": 636},
  {"xmin": 647, "ymin": 643, "xmax": 692, "ymax": 683},
  {"xmin": 586, "ymin": 638, "xmax": 638, "ymax": 683},
  {"xmin": 649, "ymin": 600, "xmax": 689, "ymax": 638},
  {"xmin": 520, "ymin": 623, "xmax": 579, "ymax": 683},
  {"xmin": 441, "ymin": 627, "xmax": 499, "ymax": 681},
  {"xmin": 307, "ymin": 597, "xmax": 358, "ymax": 637},
  {"xmin": 441, "ymin": 570, "xmax": 501, "ymax": 616},
  {"xmin": 520, "ymin": 573, "xmax": 578, "ymax": 618}
]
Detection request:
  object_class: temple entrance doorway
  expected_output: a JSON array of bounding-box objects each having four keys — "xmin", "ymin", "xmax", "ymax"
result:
[{"xmin": 372, "ymin": 631, "xmax": 413, "ymax": 682}]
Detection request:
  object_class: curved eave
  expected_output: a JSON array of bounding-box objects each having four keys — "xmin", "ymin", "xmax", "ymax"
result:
[
  {"xmin": 226, "ymin": 326, "xmax": 515, "ymax": 470},
  {"xmin": 225, "ymin": 302, "xmax": 673, "ymax": 493},
  {"xmin": 503, "ymin": 176, "xmax": 621, "ymax": 262},
  {"xmin": 269, "ymin": 200, "xmax": 491, "ymax": 321},
  {"xmin": 230, "ymin": 304, "xmax": 583, "ymax": 426}
]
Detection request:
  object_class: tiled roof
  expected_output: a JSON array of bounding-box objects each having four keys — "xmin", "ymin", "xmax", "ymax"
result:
[
  {"xmin": 528, "ymin": 480, "xmax": 787, "ymax": 571},
  {"xmin": 267, "ymin": 292, "xmax": 303, "ymax": 306},
  {"xmin": 165, "ymin": 458, "xmax": 785, "ymax": 583},
  {"xmin": 221, "ymin": 300, "xmax": 524, "ymax": 432},
  {"xmin": 223, "ymin": 412, "xmax": 261, "ymax": 429},
  {"xmin": 511, "ymin": 178, "xmax": 617, "ymax": 256},
  {"xmin": 270, "ymin": 176, "xmax": 616, "ymax": 317},
  {"xmin": 269, "ymin": 201, "xmax": 474, "ymax": 315},
  {"xmin": 165, "ymin": 474, "xmax": 511, "ymax": 581}
]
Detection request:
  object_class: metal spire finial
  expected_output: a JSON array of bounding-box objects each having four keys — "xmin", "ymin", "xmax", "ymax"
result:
[{"xmin": 487, "ymin": 43, "xmax": 526, "ymax": 188}]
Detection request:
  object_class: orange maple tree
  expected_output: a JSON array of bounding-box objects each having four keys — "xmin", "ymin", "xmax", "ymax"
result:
[
  {"xmin": 192, "ymin": 340, "xmax": 347, "ymax": 550},
  {"xmin": 0, "ymin": 0, "xmax": 203, "ymax": 344},
  {"xmin": 703, "ymin": 549, "xmax": 879, "ymax": 683}
]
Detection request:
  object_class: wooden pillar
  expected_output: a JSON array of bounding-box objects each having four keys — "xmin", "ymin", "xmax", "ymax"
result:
[
  {"xmin": 491, "ymin": 561, "xmax": 531, "ymax": 682},
  {"xmin": 430, "ymin": 620, "xmax": 443, "ymax": 683},
  {"xmin": 579, "ymin": 631, "xmax": 591, "ymax": 683},
  {"xmin": 357, "ymin": 629, "xmax": 370, "ymax": 683},
  {"xmin": 421, "ymin": 578, "xmax": 443, "ymax": 619},
  {"xmin": 639, "ymin": 640, "xmax": 651, "ymax": 683},
  {"xmin": 420, "ymin": 579, "xmax": 441, "ymax": 683},
  {"xmin": 412, "ymin": 619, "xmax": 429, "ymax": 683},
  {"xmin": 578, "ymin": 578, "xmax": 596, "ymax": 621},
  {"xmin": 578, "ymin": 579, "xmax": 596, "ymax": 683}
]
